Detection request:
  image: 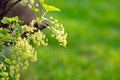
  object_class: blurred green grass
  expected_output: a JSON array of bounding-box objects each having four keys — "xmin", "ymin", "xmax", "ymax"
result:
[{"xmin": 21, "ymin": 0, "xmax": 120, "ymax": 80}]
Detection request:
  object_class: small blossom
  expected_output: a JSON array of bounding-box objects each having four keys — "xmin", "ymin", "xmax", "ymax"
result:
[
  {"xmin": 0, "ymin": 62, "xmax": 3, "ymax": 69},
  {"xmin": 50, "ymin": 16, "xmax": 53, "ymax": 19},
  {"xmin": 0, "ymin": 72, "xmax": 8, "ymax": 77}
]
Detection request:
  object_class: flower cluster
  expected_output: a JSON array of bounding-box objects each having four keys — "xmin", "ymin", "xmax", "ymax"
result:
[
  {"xmin": 6, "ymin": 37, "xmax": 36, "ymax": 79},
  {"xmin": 28, "ymin": 0, "xmax": 40, "ymax": 13},
  {"xmin": 27, "ymin": 30, "xmax": 48, "ymax": 47},
  {"xmin": 44, "ymin": 17, "xmax": 67, "ymax": 47},
  {"xmin": 11, "ymin": 37, "xmax": 37, "ymax": 65},
  {"xmin": 0, "ymin": 58, "xmax": 10, "ymax": 80}
]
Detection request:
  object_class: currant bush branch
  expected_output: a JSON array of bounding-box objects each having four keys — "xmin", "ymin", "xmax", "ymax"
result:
[{"xmin": 0, "ymin": 0, "xmax": 67, "ymax": 80}]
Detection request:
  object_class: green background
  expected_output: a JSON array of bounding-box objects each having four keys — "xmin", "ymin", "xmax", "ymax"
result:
[{"xmin": 21, "ymin": 0, "xmax": 120, "ymax": 80}]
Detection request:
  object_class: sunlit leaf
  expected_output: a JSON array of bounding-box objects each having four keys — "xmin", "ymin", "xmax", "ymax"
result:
[
  {"xmin": 43, "ymin": 4, "xmax": 60, "ymax": 12},
  {"xmin": 1, "ymin": 16, "xmax": 19, "ymax": 24}
]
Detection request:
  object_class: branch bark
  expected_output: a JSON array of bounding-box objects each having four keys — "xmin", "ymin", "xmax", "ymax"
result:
[{"xmin": 0, "ymin": 0, "xmax": 21, "ymax": 21}]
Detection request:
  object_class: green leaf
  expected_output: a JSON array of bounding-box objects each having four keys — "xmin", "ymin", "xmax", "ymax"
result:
[
  {"xmin": 43, "ymin": 4, "xmax": 60, "ymax": 12},
  {"xmin": 1, "ymin": 17, "xmax": 9, "ymax": 24},
  {"xmin": 7, "ymin": 16, "xmax": 19, "ymax": 23},
  {"xmin": 39, "ymin": 0, "xmax": 45, "ymax": 4},
  {"xmin": 1, "ymin": 16, "xmax": 19, "ymax": 24},
  {"xmin": 0, "ymin": 29, "xmax": 8, "ymax": 35},
  {"xmin": 0, "ymin": 29, "xmax": 11, "ymax": 41},
  {"xmin": 14, "ymin": 23, "xmax": 23, "ymax": 34}
]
